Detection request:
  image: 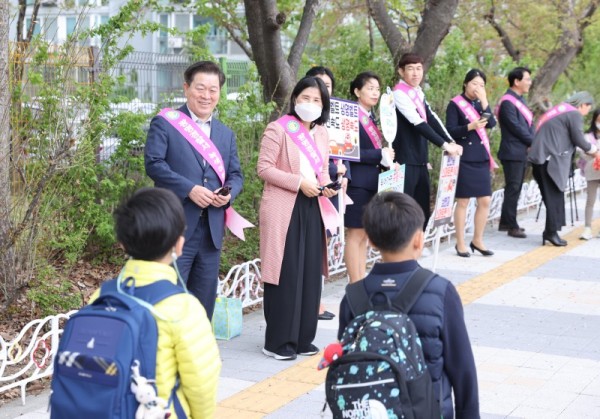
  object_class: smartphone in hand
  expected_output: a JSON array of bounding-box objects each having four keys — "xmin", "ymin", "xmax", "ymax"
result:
[
  {"xmin": 479, "ymin": 112, "xmax": 492, "ymax": 122},
  {"xmin": 320, "ymin": 181, "xmax": 341, "ymax": 191},
  {"xmin": 217, "ymin": 185, "xmax": 231, "ymax": 196}
]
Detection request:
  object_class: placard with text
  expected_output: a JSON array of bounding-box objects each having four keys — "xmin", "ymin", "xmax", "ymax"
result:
[
  {"xmin": 377, "ymin": 164, "xmax": 405, "ymax": 193},
  {"xmin": 325, "ymin": 98, "xmax": 360, "ymax": 161},
  {"xmin": 432, "ymin": 154, "xmax": 460, "ymax": 227}
]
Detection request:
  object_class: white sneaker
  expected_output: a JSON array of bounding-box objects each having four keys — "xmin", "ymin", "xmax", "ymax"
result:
[{"xmin": 580, "ymin": 227, "xmax": 593, "ymax": 240}]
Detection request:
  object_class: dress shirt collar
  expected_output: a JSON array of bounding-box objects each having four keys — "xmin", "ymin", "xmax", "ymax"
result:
[
  {"xmin": 369, "ymin": 259, "xmax": 420, "ymax": 275},
  {"xmin": 187, "ymin": 105, "xmax": 213, "ymax": 126}
]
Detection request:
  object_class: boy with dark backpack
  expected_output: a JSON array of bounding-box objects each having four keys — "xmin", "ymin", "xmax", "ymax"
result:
[
  {"xmin": 332, "ymin": 192, "xmax": 479, "ymax": 419},
  {"xmin": 50, "ymin": 188, "xmax": 221, "ymax": 418}
]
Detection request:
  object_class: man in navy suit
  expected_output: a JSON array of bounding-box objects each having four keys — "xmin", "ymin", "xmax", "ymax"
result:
[
  {"xmin": 145, "ymin": 61, "xmax": 243, "ymax": 320},
  {"xmin": 497, "ymin": 67, "xmax": 534, "ymax": 239}
]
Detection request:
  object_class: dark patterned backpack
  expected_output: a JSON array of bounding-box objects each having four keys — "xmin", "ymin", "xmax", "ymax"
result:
[{"xmin": 325, "ymin": 268, "xmax": 441, "ymax": 419}]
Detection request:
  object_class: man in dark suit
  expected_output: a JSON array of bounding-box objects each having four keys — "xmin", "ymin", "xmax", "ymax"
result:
[
  {"xmin": 145, "ymin": 61, "xmax": 243, "ymax": 319},
  {"xmin": 497, "ymin": 67, "xmax": 534, "ymax": 238},
  {"xmin": 392, "ymin": 53, "xmax": 462, "ymax": 229}
]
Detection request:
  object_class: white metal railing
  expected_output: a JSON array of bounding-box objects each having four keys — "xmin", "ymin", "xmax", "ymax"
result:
[{"xmin": 0, "ymin": 171, "xmax": 586, "ymax": 404}]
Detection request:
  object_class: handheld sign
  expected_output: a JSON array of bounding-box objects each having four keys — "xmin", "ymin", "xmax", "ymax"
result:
[
  {"xmin": 378, "ymin": 164, "xmax": 405, "ymax": 193},
  {"xmin": 325, "ymin": 97, "xmax": 360, "ymax": 161},
  {"xmin": 379, "ymin": 87, "xmax": 397, "ymax": 145},
  {"xmin": 432, "ymin": 153, "xmax": 460, "ymax": 227}
]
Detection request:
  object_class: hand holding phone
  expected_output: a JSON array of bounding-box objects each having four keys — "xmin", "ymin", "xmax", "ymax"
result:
[
  {"xmin": 218, "ymin": 185, "xmax": 231, "ymax": 196},
  {"xmin": 479, "ymin": 112, "xmax": 492, "ymax": 122},
  {"xmin": 320, "ymin": 181, "xmax": 341, "ymax": 191}
]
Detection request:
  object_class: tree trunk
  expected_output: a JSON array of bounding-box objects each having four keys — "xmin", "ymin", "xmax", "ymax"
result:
[
  {"xmin": 243, "ymin": 0, "xmax": 320, "ymax": 116},
  {"xmin": 487, "ymin": 0, "xmax": 600, "ymax": 114},
  {"xmin": 0, "ymin": 0, "xmax": 16, "ymax": 296},
  {"xmin": 529, "ymin": 1, "xmax": 600, "ymax": 113},
  {"xmin": 366, "ymin": 0, "xmax": 458, "ymax": 70}
]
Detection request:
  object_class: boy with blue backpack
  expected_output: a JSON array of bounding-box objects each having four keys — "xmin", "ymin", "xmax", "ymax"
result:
[
  {"xmin": 50, "ymin": 188, "xmax": 221, "ymax": 418},
  {"xmin": 334, "ymin": 192, "xmax": 479, "ymax": 419}
]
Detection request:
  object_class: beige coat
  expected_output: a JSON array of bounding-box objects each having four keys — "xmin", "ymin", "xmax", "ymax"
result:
[{"xmin": 257, "ymin": 120, "xmax": 332, "ymax": 286}]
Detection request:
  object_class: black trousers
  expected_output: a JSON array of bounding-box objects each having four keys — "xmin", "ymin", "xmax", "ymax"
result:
[
  {"xmin": 499, "ymin": 160, "xmax": 528, "ymax": 229},
  {"xmin": 263, "ymin": 193, "xmax": 323, "ymax": 353},
  {"xmin": 403, "ymin": 164, "xmax": 431, "ymax": 231},
  {"xmin": 532, "ymin": 162, "xmax": 566, "ymax": 233}
]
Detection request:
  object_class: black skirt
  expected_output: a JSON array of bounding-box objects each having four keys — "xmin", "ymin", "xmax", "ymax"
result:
[
  {"xmin": 455, "ymin": 160, "xmax": 492, "ymax": 198},
  {"xmin": 344, "ymin": 186, "xmax": 377, "ymax": 228}
]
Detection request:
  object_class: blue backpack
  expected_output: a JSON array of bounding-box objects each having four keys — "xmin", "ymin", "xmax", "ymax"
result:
[
  {"xmin": 50, "ymin": 278, "xmax": 186, "ymax": 419},
  {"xmin": 325, "ymin": 268, "xmax": 442, "ymax": 419}
]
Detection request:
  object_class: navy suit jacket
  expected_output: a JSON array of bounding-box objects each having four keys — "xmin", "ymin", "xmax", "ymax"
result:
[
  {"xmin": 497, "ymin": 89, "xmax": 534, "ymax": 162},
  {"xmin": 144, "ymin": 105, "xmax": 243, "ymax": 250},
  {"xmin": 348, "ymin": 124, "xmax": 383, "ymax": 191},
  {"xmin": 445, "ymin": 95, "xmax": 496, "ymax": 163}
]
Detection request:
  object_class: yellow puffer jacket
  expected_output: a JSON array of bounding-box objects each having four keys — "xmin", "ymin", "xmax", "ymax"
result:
[{"xmin": 90, "ymin": 259, "xmax": 221, "ymax": 418}]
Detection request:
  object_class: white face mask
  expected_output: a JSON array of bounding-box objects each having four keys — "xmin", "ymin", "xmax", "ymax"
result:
[
  {"xmin": 595, "ymin": 123, "xmax": 600, "ymax": 130},
  {"xmin": 295, "ymin": 102, "xmax": 322, "ymax": 122}
]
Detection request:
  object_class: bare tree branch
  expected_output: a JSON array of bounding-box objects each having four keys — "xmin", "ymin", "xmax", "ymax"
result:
[
  {"xmin": 365, "ymin": 0, "xmax": 409, "ymax": 64},
  {"xmin": 412, "ymin": 0, "xmax": 459, "ymax": 70},
  {"xmin": 288, "ymin": 0, "xmax": 320, "ymax": 76},
  {"xmin": 484, "ymin": 2, "xmax": 521, "ymax": 62},
  {"xmin": 528, "ymin": 0, "xmax": 600, "ymax": 113}
]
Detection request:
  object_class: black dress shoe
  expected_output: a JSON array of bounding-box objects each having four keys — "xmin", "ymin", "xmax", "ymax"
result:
[
  {"xmin": 542, "ymin": 231, "xmax": 567, "ymax": 246},
  {"xmin": 455, "ymin": 245, "xmax": 470, "ymax": 258},
  {"xmin": 499, "ymin": 224, "xmax": 525, "ymax": 232},
  {"xmin": 507, "ymin": 228, "xmax": 527, "ymax": 238},
  {"xmin": 318, "ymin": 310, "xmax": 335, "ymax": 320},
  {"xmin": 470, "ymin": 242, "xmax": 494, "ymax": 256}
]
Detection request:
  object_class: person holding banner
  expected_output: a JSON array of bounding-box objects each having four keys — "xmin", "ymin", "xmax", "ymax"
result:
[
  {"xmin": 497, "ymin": 67, "xmax": 534, "ymax": 239},
  {"xmin": 529, "ymin": 91, "xmax": 599, "ymax": 246},
  {"xmin": 145, "ymin": 60, "xmax": 244, "ymax": 320},
  {"xmin": 393, "ymin": 53, "xmax": 463, "ymax": 230},
  {"xmin": 446, "ymin": 69, "xmax": 497, "ymax": 257},
  {"xmin": 344, "ymin": 71, "xmax": 395, "ymax": 283},
  {"xmin": 305, "ymin": 65, "xmax": 347, "ymax": 320},
  {"xmin": 257, "ymin": 76, "xmax": 339, "ymax": 360}
]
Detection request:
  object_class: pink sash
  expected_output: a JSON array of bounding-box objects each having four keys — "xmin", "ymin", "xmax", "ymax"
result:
[
  {"xmin": 158, "ymin": 108, "xmax": 254, "ymax": 240},
  {"xmin": 394, "ymin": 82, "xmax": 427, "ymax": 122},
  {"xmin": 536, "ymin": 103, "xmax": 578, "ymax": 132},
  {"xmin": 358, "ymin": 108, "xmax": 382, "ymax": 149},
  {"xmin": 276, "ymin": 115, "xmax": 339, "ymax": 233},
  {"xmin": 451, "ymin": 95, "xmax": 498, "ymax": 170},
  {"xmin": 498, "ymin": 94, "xmax": 533, "ymax": 127}
]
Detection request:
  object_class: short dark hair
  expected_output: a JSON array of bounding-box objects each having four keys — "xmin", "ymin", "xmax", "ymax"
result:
[
  {"xmin": 397, "ymin": 53, "xmax": 424, "ymax": 70},
  {"xmin": 114, "ymin": 188, "xmax": 185, "ymax": 261},
  {"xmin": 349, "ymin": 71, "xmax": 381, "ymax": 99},
  {"xmin": 288, "ymin": 76, "xmax": 331, "ymax": 127},
  {"xmin": 362, "ymin": 192, "xmax": 424, "ymax": 252},
  {"xmin": 305, "ymin": 66, "xmax": 336, "ymax": 95},
  {"xmin": 462, "ymin": 68, "xmax": 486, "ymax": 93},
  {"xmin": 184, "ymin": 61, "xmax": 226, "ymax": 87},
  {"xmin": 508, "ymin": 67, "xmax": 531, "ymax": 87}
]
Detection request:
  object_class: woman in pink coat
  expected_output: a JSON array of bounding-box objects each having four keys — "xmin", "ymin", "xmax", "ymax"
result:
[{"xmin": 257, "ymin": 76, "xmax": 338, "ymax": 360}]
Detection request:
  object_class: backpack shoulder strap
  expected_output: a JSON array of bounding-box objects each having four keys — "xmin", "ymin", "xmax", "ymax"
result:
[
  {"xmin": 391, "ymin": 267, "xmax": 436, "ymax": 313},
  {"xmin": 345, "ymin": 281, "xmax": 372, "ymax": 317},
  {"xmin": 100, "ymin": 278, "xmax": 184, "ymax": 306},
  {"xmin": 134, "ymin": 280, "xmax": 184, "ymax": 305}
]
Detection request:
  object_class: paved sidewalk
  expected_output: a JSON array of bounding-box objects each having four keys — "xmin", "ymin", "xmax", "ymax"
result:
[{"xmin": 3, "ymin": 198, "xmax": 600, "ymax": 418}]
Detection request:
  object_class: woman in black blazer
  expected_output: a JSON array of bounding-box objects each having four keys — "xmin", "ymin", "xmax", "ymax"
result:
[
  {"xmin": 344, "ymin": 72, "xmax": 394, "ymax": 282},
  {"xmin": 446, "ymin": 69, "xmax": 496, "ymax": 258}
]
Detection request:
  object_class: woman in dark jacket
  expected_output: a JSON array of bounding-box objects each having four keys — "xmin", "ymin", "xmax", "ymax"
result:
[
  {"xmin": 344, "ymin": 72, "xmax": 394, "ymax": 283},
  {"xmin": 446, "ymin": 69, "xmax": 497, "ymax": 258}
]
